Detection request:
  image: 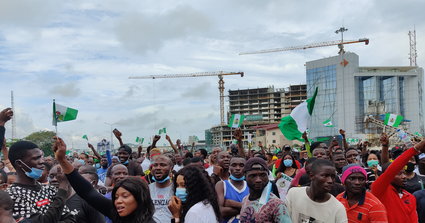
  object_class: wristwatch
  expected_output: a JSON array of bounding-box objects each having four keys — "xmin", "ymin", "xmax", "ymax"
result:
[{"xmin": 171, "ymin": 218, "xmax": 180, "ymax": 223}]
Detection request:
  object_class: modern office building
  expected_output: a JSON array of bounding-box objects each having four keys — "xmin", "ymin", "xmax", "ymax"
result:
[{"xmin": 306, "ymin": 52, "xmax": 424, "ymax": 140}]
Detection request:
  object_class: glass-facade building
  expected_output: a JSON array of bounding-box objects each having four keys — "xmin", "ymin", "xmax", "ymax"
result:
[{"xmin": 306, "ymin": 53, "xmax": 424, "ymax": 139}]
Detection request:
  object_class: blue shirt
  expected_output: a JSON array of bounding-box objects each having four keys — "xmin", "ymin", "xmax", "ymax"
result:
[
  {"xmin": 413, "ymin": 189, "xmax": 425, "ymax": 223},
  {"xmin": 222, "ymin": 180, "xmax": 249, "ymax": 223},
  {"xmin": 97, "ymin": 167, "xmax": 108, "ymax": 183}
]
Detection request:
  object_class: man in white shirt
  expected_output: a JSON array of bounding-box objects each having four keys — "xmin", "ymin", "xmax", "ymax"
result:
[
  {"xmin": 173, "ymin": 153, "xmax": 183, "ymax": 172},
  {"xmin": 286, "ymin": 159, "xmax": 348, "ymax": 223},
  {"xmin": 206, "ymin": 147, "xmax": 222, "ymax": 176}
]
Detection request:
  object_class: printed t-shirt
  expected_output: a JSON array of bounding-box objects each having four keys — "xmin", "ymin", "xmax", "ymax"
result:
[
  {"xmin": 275, "ymin": 173, "xmax": 293, "ymax": 201},
  {"xmin": 149, "ymin": 182, "xmax": 174, "ymax": 223},
  {"xmin": 240, "ymin": 192, "xmax": 291, "ymax": 223}
]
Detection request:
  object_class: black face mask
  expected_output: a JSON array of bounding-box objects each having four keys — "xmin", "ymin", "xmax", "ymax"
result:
[{"xmin": 406, "ymin": 162, "xmax": 416, "ymax": 172}]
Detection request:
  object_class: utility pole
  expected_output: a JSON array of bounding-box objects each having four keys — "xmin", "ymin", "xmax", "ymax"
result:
[{"xmin": 11, "ymin": 91, "xmax": 17, "ymax": 140}]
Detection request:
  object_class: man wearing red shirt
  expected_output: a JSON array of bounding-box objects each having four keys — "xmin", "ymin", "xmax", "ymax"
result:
[
  {"xmin": 336, "ymin": 164, "xmax": 388, "ymax": 222},
  {"xmin": 371, "ymin": 132, "xmax": 425, "ymax": 223}
]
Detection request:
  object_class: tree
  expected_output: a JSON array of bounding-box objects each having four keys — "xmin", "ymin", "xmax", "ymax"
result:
[{"xmin": 23, "ymin": 130, "xmax": 56, "ymax": 157}]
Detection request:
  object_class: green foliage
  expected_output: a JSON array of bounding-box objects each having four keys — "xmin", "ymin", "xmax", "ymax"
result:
[{"xmin": 23, "ymin": 130, "xmax": 56, "ymax": 157}]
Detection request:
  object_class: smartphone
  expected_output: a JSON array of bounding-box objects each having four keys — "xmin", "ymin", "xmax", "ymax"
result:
[{"xmin": 113, "ymin": 128, "xmax": 118, "ymax": 134}]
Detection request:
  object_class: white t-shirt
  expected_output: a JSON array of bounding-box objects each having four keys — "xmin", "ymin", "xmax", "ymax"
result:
[
  {"xmin": 286, "ymin": 187, "xmax": 347, "ymax": 223},
  {"xmin": 173, "ymin": 164, "xmax": 183, "ymax": 172},
  {"xmin": 206, "ymin": 166, "xmax": 214, "ymax": 176},
  {"xmin": 185, "ymin": 201, "xmax": 218, "ymax": 223},
  {"xmin": 141, "ymin": 159, "xmax": 151, "ymax": 172},
  {"xmin": 149, "ymin": 183, "xmax": 174, "ymax": 223}
]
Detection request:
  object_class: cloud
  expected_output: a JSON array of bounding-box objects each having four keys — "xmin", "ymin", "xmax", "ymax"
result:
[
  {"xmin": 114, "ymin": 5, "xmax": 211, "ymax": 54},
  {"xmin": 181, "ymin": 82, "xmax": 213, "ymax": 99},
  {"xmin": 49, "ymin": 82, "xmax": 82, "ymax": 98}
]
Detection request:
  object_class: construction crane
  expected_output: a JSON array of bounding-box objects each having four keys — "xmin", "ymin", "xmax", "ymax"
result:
[
  {"xmin": 364, "ymin": 115, "xmax": 414, "ymax": 146},
  {"xmin": 239, "ymin": 38, "xmax": 369, "ymax": 55},
  {"xmin": 129, "ymin": 71, "xmax": 244, "ymax": 125}
]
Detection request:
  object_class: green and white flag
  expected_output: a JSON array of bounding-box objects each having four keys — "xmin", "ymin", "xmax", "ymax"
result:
[
  {"xmin": 195, "ymin": 136, "xmax": 199, "ymax": 141},
  {"xmin": 384, "ymin": 113, "xmax": 403, "ymax": 127},
  {"xmin": 82, "ymin": 135, "xmax": 88, "ymax": 141},
  {"xmin": 228, "ymin": 114, "xmax": 245, "ymax": 128},
  {"xmin": 135, "ymin": 137, "xmax": 144, "ymax": 144},
  {"xmin": 279, "ymin": 87, "xmax": 318, "ymax": 140},
  {"xmin": 52, "ymin": 100, "xmax": 78, "ymax": 126},
  {"xmin": 346, "ymin": 138, "xmax": 359, "ymax": 144},
  {"xmin": 415, "ymin": 132, "xmax": 422, "ymax": 137},
  {"xmin": 159, "ymin": 128, "xmax": 166, "ymax": 134},
  {"xmin": 323, "ymin": 119, "xmax": 334, "ymax": 127}
]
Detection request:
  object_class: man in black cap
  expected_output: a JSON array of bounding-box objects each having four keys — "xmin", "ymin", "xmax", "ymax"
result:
[
  {"xmin": 116, "ymin": 144, "xmax": 144, "ymax": 177},
  {"xmin": 391, "ymin": 146, "xmax": 403, "ymax": 161},
  {"xmin": 239, "ymin": 157, "xmax": 291, "ymax": 223}
]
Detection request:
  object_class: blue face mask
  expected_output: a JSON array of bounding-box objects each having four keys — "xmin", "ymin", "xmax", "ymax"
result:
[
  {"xmin": 152, "ymin": 175, "xmax": 170, "ymax": 183},
  {"xmin": 95, "ymin": 163, "xmax": 101, "ymax": 169},
  {"xmin": 229, "ymin": 174, "xmax": 245, "ymax": 181},
  {"xmin": 121, "ymin": 160, "xmax": 129, "ymax": 165},
  {"xmin": 284, "ymin": 159, "xmax": 293, "ymax": 167},
  {"xmin": 78, "ymin": 159, "xmax": 85, "ymax": 165},
  {"xmin": 19, "ymin": 160, "xmax": 43, "ymax": 180},
  {"xmin": 176, "ymin": 188, "xmax": 187, "ymax": 202}
]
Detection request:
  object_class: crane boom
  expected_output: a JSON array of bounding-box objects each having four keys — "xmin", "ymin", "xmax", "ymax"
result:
[
  {"xmin": 129, "ymin": 71, "xmax": 244, "ymax": 79},
  {"xmin": 129, "ymin": 71, "xmax": 244, "ymax": 125},
  {"xmin": 239, "ymin": 38, "xmax": 369, "ymax": 55}
]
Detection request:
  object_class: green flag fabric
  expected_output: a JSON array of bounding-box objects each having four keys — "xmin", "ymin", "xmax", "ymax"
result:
[
  {"xmin": 279, "ymin": 87, "xmax": 318, "ymax": 140},
  {"xmin": 52, "ymin": 101, "xmax": 78, "ymax": 126},
  {"xmin": 82, "ymin": 135, "xmax": 88, "ymax": 141},
  {"xmin": 323, "ymin": 119, "xmax": 334, "ymax": 128},
  {"xmin": 228, "ymin": 114, "xmax": 245, "ymax": 128},
  {"xmin": 384, "ymin": 113, "xmax": 403, "ymax": 127}
]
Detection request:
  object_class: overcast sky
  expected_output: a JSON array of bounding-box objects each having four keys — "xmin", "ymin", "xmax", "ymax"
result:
[{"xmin": 0, "ymin": 0, "xmax": 424, "ymax": 150}]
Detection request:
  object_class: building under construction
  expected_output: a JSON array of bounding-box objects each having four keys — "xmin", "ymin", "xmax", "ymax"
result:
[{"xmin": 207, "ymin": 85, "xmax": 306, "ymax": 147}]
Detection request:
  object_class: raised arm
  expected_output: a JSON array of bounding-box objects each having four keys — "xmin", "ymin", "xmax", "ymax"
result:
[
  {"xmin": 191, "ymin": 142, "xmax": 195, "ymax": 154},
  {"xmin": 166, "ymin": 135, "xmax": 178, "ymax": 154},
  {"xmin": 151, "ymin": 135, "xmax": 160, "ymax": 149},
  {"xmin": 52, "ymin": 137, "xmax": 113, "ymax": 217},
  {"xmin": 234, "ymin": 128, "xmax": 246, "ymax": 158},
  {"xmin": 2, "ymin": 138, "xmax": 15, "ymax": 172},
  {"xmin": 301, "ymin": 131, "xmax": 312, "ymax": 158},
  {"xmin": 258, "ymin": 141, "xmax": 266, "ymax": 156},
  {"xmin": 340, "ymin": 129, "xmax": 349, "ymax": 150},
  {"xmin": 88, "ymin": 143, "xmax": 102, "ymax": 161},
  {"xmin": 137, "ymin": 145, "xmax": 143, "ymax": 158},
  {"xmin": 380, "ymin": 133, "xmax": 390, "ymax": 165},
  {"xmin": 113, "ymin": 129, "xmax": 124, "ymax": 147},
  {"xmin": 361, "ymin": 140, "xmax": 369, "ymax": 164},
  {"xmin": 328, "ymin": 140, "xmax": 339, "ymax": 157}
]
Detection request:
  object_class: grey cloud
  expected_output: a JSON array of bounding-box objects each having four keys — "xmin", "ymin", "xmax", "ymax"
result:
[
  {"xmin": 0, "ymin": 0, "xmax": 62, "ymax": 27},
  {"xmin": 181, "ymin": 82, "xmax": 213, "ymax": 99},
  {"xmin": 114, "ymin": 5, "xmax": 211, "ymax": 54},
  {"xmin": 123, "ymin": 85, "xmax": 140, "ymax": 98},
  {"xmin": 49, "ymin": 82, "xmax": 82, "ymax": 98}
]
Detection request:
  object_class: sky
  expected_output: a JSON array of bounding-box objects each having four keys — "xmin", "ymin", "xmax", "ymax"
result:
[{"xmin": 0, "ymin": 0, "xmax": 424, "ymax": 150}]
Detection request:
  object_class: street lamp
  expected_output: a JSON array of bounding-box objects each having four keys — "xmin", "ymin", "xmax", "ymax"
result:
[{"xmin": 105, "ymin": 122, "xmax": 119, "ymax": 149}]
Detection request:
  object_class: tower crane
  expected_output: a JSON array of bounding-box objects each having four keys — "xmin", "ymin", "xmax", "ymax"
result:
[
  {"xmin": 239, "ymin": 38, "xmax": 369, "ymax": 55},
  {"xmin": 129, "ymin": 71, "xmax": 244, "ymax": 125}
]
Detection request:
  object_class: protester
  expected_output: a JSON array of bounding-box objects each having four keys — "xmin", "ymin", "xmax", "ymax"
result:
[
  {"xmin": 211, "ymin": 151, "xmax": 231, "ymax": 185},
  {"xmin": 168, "ymin": 165, "xmax": 221, "ymax": 223},
  {"xmin": 331, "ymin": 152, "xmax": 347, "ymax": 184},
  {"xmin": 286, "ymin": 159, "xmax": 347, "ymax": 222},
  {"xmin": 173, "ymin": 153, "xmax": 184, "ymax": 172},
  {"xmin": 239, "ymin": 157, "xmax": 291, "ymax": 222},
  {"xmin": 413, "ymin": 188, "xmax": 425, "ymax": 223},
  {"xmin": 149, "ymin": 155, "xmax": 174, "ymax": 223},
  {"xmin": 363, "ymin": 152, "xmax": 382, "ymax": 188},
  {"xmin": 215, "ymin": 156, "xmax": 249, "ymax": 223},
  {"xmin": 345, "ymin": 148, "xmax": 360, "ymax": 165},
  {"xmin": 97, "ymin": 156, "xmax": 109, "ymax": 183},
  {"xmin": 415, "ymin": 152, "xmax": 425, "ymax": 177},
  {"xmin": 111, "ymin": 156, "xmax": 119, "ymax": 164},
  {"xmin": 78, "ymin": 153, "xmax": 88, "ymax": 165},
  {"xmin": 274, "ymin": 153, "xmax": 299, "ymax": 200},
  {"xmin": 0, "ymin": 189, "xmax": 34, "ymax": 223},
  {"xmin": 37, "ymin": 162, "xmax": 52, "ymax": 185},
  {"xmin": 371, "ymin": 132, "xmax": 425, "ymax": 223},
  {"xmin": 53, "ymin": 137, "xmax": 156, "ymax": 223},
  {"xmin": 405, "ymin": 154, "xmax": 425, "ymax": 194},
  {"xmin": 0, "ymin": 168, "xmax": 7, "ymax": 190},
  {"xmin": 49, "ymin": 165, "xmax": 106, "ymax": 223},
  {"xmin": 206, "ymin": 147, "xmax": 223, "ymax": 175},
  {"xmin": 6, "ymin": 172, "xmax": 17, "ymax": 187},
  {"xmin": 336, "ymin": 163, "xmax": 388, "ymax": 222},
  {"xmin": 188, "ymin": 157, "xmax": 205, "ymax": 169},
  {"xmin": 45, "ymin": 156, "xmax": 55, "ymax": 167},
  {"xmin": 6, "ymin": 140, "xmax": 75, "ymax": 222}
]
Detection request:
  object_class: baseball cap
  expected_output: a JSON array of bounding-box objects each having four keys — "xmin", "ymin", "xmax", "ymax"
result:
[{"xmin": 244, "ymin": 157, "xmax": 268, "ymax": 173}]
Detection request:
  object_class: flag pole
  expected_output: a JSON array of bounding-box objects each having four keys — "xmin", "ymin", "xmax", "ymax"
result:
[{"xmin": 53, "ymin": 99, "xmax": 58, "ymax": 138}]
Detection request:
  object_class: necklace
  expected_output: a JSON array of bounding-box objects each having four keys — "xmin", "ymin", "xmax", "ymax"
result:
[{"xmin": 154, "ymin": 181, "xmax": 172, "ymax": 216}]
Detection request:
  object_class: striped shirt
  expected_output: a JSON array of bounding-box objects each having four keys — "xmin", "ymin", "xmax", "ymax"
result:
[{"xmin": 336, "ymin": 189, "xmax": 388, "ymax": 223}]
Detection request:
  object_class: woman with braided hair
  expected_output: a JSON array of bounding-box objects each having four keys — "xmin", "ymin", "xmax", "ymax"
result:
[{"xmin": 168, "ymin": 165, "xmax": 221, "ymax": 223}]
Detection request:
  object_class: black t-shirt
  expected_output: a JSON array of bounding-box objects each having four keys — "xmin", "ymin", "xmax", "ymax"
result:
[
  {"xmin": 66, "ymin": 193, "xmax": 106, "ymax": 223},
  {"xmin": 405, "ymin": 173, "xmax": 425, "ymax": 194},
  {"xmin": 124, "ymin": 161, "xmax": 144, "ymax": 177}
]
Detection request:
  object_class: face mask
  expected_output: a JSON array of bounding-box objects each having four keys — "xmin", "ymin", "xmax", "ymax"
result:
[
  {"xmin": 230, "ymin": 174, "xmax": 245, "ymax": 181},
  {"xmin": 121, "ymin": 160, "xmax": 129, "ymax": 165},
  {"xmin": 153, "ymin": 175, "xmax": 170, "ymax": 183},
  {"xmin": 367, "ymin": 160, "xmax": 379, "ymax": 168},
  {"xmin": 406, "ymin": 162, "xmax": 416, "ymax": 172},
  {"xmin": 284, "ymin": 160, "xmax": 293, "ymax": 167},
  {"xmin": 78, "ymin": 159, "xmax": 85, "ymax": 165},
  {"xmin": 19, "ymin": 160, "xmax": 43, "ymax": 180},
  {"xmin": 95, "ymin": 163, "xmax": 101, "ymax": 169},
  {"xmin": 176, "ymin": 188, "xmax": 187, "ymax": 202}
]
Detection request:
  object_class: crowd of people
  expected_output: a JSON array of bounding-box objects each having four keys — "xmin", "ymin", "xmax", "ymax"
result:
[{"xmin": 1, "ymin": 107, "xmax": 425, "ymax": 223}]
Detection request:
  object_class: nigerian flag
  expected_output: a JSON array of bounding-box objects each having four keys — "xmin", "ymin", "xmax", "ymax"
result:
[
  {"xmin": 82, "ymin": 135, "xmax": 88, "ymax": 141},
  {"xmin": 136, "ymin": 137, "xmax": 144, "ymax": 143},
  {"xmin": 384, "ymin": 113, "xmax": 403, "ymax": 127},
  {"xmin": 323, "ymin": 119, "xmax": 333, "ymax": 127},
  {"xmin": 159, "ymin": 128, "xmax": 166, "ymax": 134},
  {"xmin": 195, "ymin": 136, "xmax": 199, "ymax": 141},
  {"xmin": 229, "ymin": 114, "xmax": 245, "ymax": 128},
  {"xmin": 279, "ymin": 87, "xmax": 318, "ymax": 140},
  {"xmin": 52, "ymin": 100, "xmax": 78, "ymax": 126}
]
